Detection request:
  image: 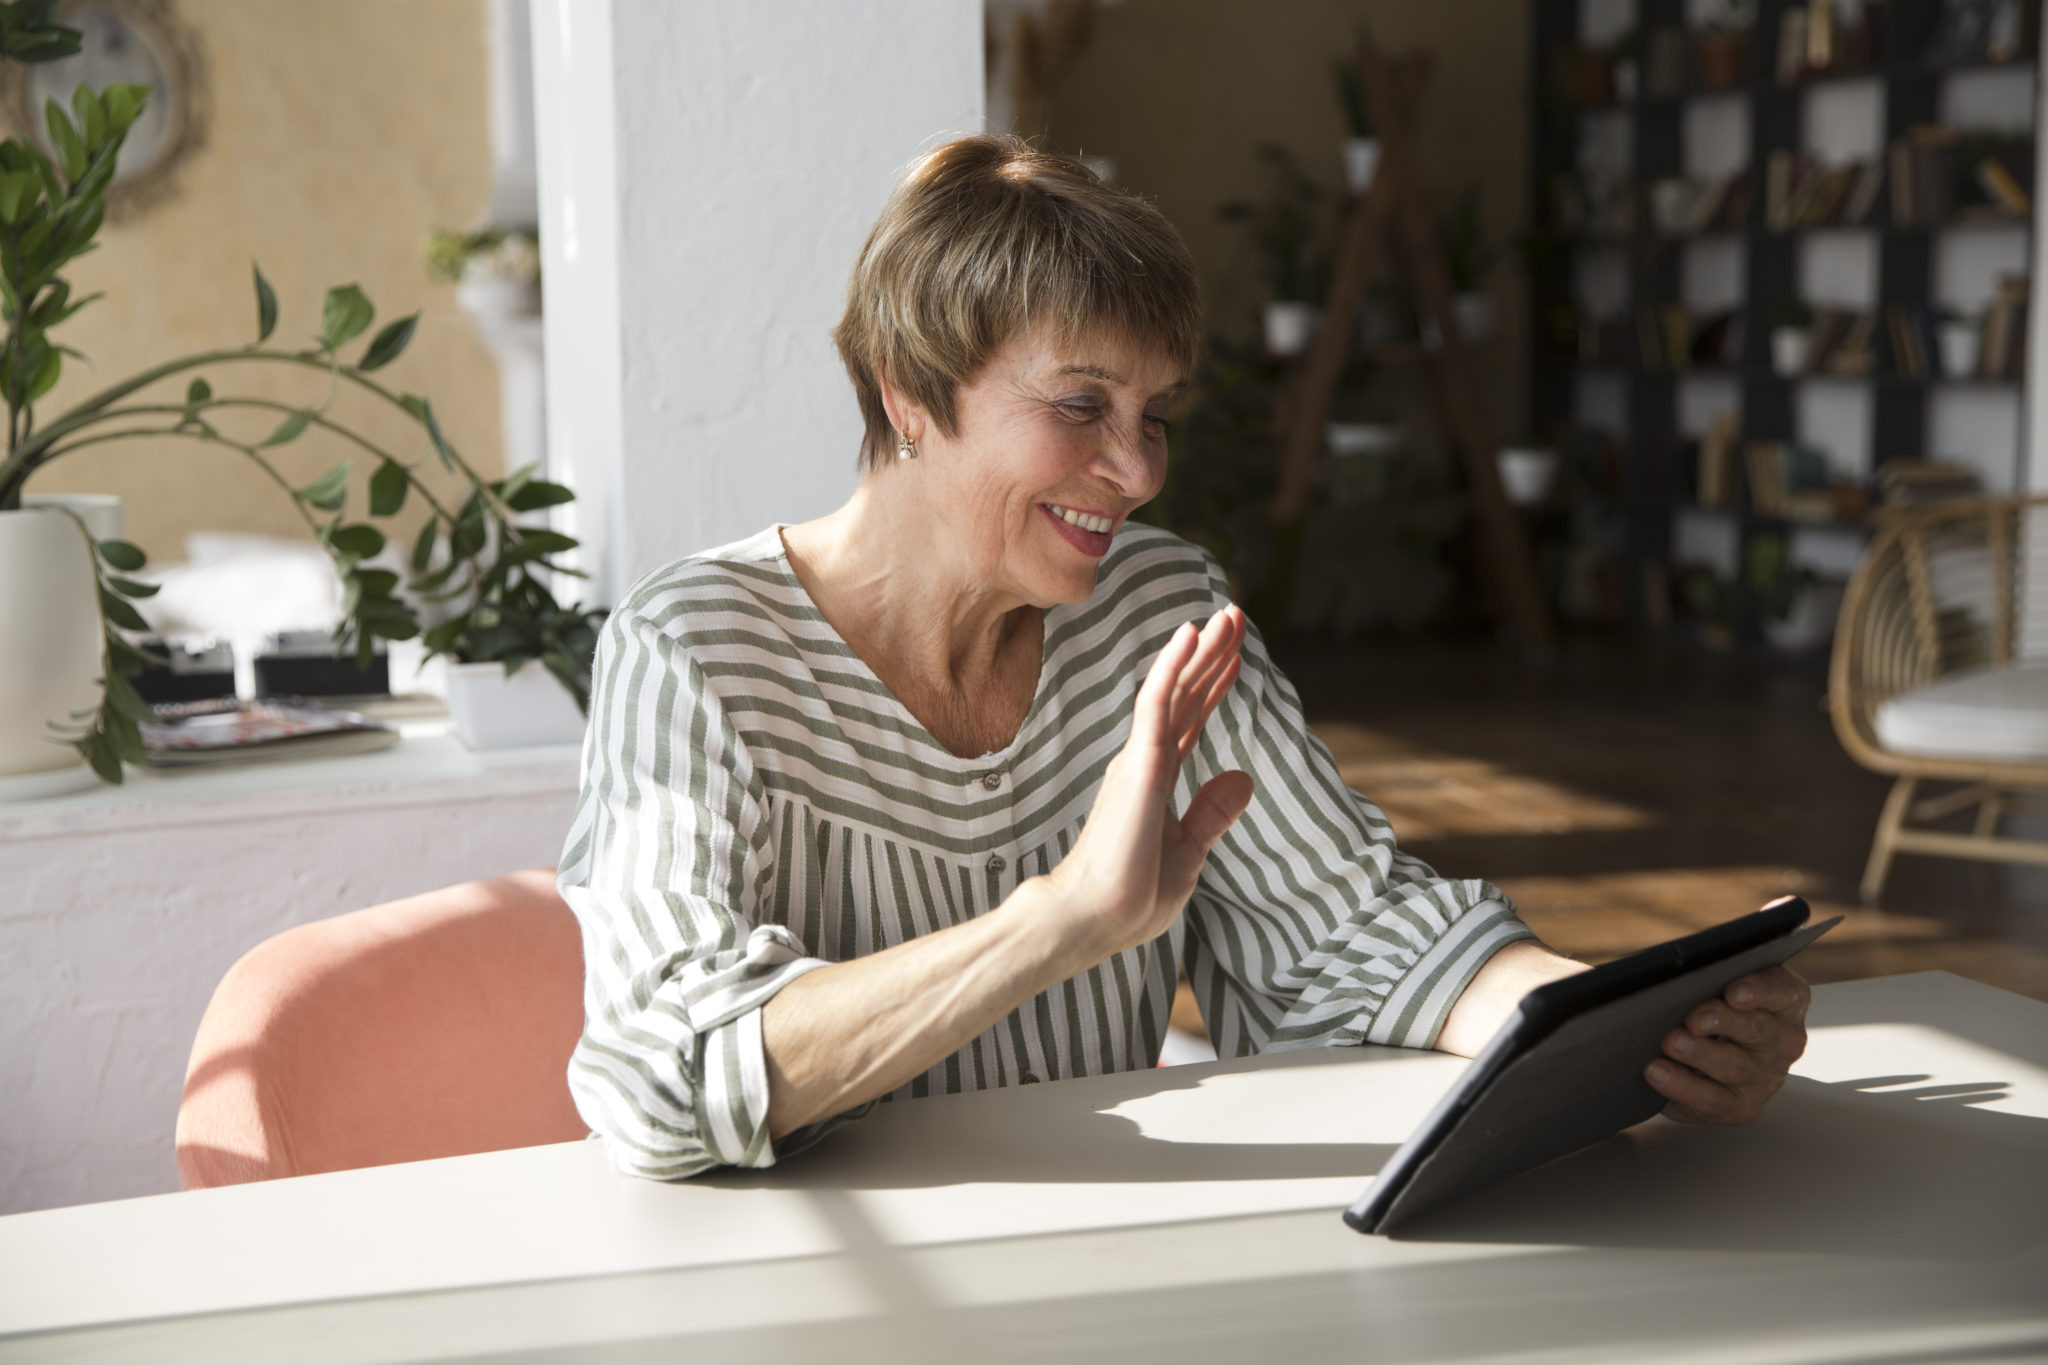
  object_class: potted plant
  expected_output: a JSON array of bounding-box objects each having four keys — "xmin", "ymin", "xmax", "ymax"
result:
[
  {"xmin": 1433, "ymin": 185, "xmax": 1498, "ymax": 344},
  {"xmin": 429, "ymin": 544, "xmax": 607, "ymax": 749},
  {"xmin": 1333, "ymin": 59, "xmax": 1379, "ymax": 195},
  {"xmin": 427, "ymin": 226, "xmax": 541, "ymax": 319},
  {"xmin": 1695, "ymin": 0, "xmax": 1754, "ymax": 91},
  {"xmin": 1772, "ymin": 300, "xmax": 1814, "ymax": 375},
  {"xmin": 0, "ymin": 8, "xmax": 599, "ymax": 785},
  {"xmin": 1747, "ymin": 533, "xmax": 1842, "ymax": 651},
  {"xmin": 1219, "ymin": 144, "xmax": 1327, "ymax": 357}
]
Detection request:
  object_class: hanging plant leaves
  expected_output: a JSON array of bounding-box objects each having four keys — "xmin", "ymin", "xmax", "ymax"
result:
[
  {"xmin": 44, "ymin": 101, "xmax": 83, "ymax": 181},
  {"xmin": 261, "ymin": 410, "xmax": 309, "ymax": 447},
  {"xmin": 409, "ymin": 517, "xmax": 437, "ymax": 573},
  {"xmin": 504, "ymin": 478, "xmax": 574, "ymax": 511},
  {"xmin": 358, "ymin": 312, "xmax": 417, "ymax": 371},
  {"xmin": 96, "ymin": 538, "xmax": 145, "ymax": 571},
  {"xmin": 328, "ymin": 523, "xmax": 385, "ymax": 558},
  {"xmin": 319, "ymin": 283, "xmax": 374, "ymax": 351},
  {"xmin": 24, "ymin": 347, "xmax": 59, "ymax": 401},
  {"xmin": 105, "ymin": 576, "xmax": 158, "ymax": 598},
  {"xmin": 185, "ymin": 377, "xmax": 210, "ymax": 405},
  {"xmin": 401, "ymin": 393, "xmax": 455, "ymax": 471},
  {"xmin": 298, "ymin": 460, "xmax": 351, "ymax": 511},
  {"xmin": 101, "ymin": 670, "xmax": 154, "ymax": 723},
  {"xmin": 98, "ymin": 587, "xmax": 149, "ymax": 632},
  {"xmin": 252, "ymin": 263, "xmax": 278, "ymax": 342},
  {"xmin": 368, "ymin": 458, "xmax": 408, "ymax": 516}
]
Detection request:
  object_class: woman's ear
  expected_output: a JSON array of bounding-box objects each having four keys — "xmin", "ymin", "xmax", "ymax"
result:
[{"xmin": 876, "ymin": 362, "xmax": 926, "ymax": 444}]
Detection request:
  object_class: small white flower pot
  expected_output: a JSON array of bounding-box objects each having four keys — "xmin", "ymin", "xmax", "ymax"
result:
[
  {"xmin": 0, "ymin": 506, "xmax": 109, "ymax": 791},
  {"xmin": 1262, "ymin": 301, "xmax": 1322, "ymax": 357},
  {"xmin": 1342, "ymin": 137, "xmax": 1381, "ymax": 195},
  {"xmin": 1763, "ymin": 581, "xmax": 1846, "ymax": 652},
  {"xmin": 1496, "ymin": 447, "xmax": 1561, "ymax": 506},
  {"xmin": 1772, "ymin": 327, "xmax": 1809, "ymax": 375},
  {"xmin": 1938, "ymin": 320, "xmax": 1980, "ymax": 379},
  {"xmin": 445, "ymin": 659, "xmax": 586, "ymax": 749}
]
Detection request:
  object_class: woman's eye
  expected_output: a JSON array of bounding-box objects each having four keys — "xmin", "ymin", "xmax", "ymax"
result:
[
  {"xmin": 1058, "ymin": 401, "xmax": 1103, "ymax": 421},
  {"xmin": 1144, "ymin": 413, "xmax": 1171, "ymax": 436}
]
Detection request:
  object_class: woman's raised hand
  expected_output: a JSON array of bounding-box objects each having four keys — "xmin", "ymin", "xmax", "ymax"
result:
[{"xmin": 1040, "ymin": 606, "xmax": 1256, "ymax": 961}]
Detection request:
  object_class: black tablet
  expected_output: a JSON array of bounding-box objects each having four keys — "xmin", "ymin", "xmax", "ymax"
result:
[{"xmin": 1344, "ymin": 896, "xmax": 1839, "ymax": 1235}]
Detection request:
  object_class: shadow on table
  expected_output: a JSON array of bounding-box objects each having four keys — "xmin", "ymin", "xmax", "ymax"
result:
[
  {"xmin": 713, "ymin": 1058, "xmax": 1399, "ymax": 1191},
  {"xmin": 1398, "ymin": 1073, "xmax": 2048, "ymax": 1260}
]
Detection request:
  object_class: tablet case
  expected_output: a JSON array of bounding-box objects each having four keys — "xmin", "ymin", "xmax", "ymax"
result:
[{"xmin": 1346, "ymin": 907, "xmax": 1839, "ymax": 1235}]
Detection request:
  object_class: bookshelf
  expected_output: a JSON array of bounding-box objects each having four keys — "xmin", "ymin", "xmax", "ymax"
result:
[{"xmin": 1528, "ymin": 0, "xmax": 2039, "ymax": 640}]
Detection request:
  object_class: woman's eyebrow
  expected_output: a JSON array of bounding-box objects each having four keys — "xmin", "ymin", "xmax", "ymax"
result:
[{"xmin": 1058, "ymin": 364, "xmax": 1125, "ymax": 384}]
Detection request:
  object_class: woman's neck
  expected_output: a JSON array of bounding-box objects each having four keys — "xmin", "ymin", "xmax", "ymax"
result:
[{"xmin": 781, "ymin": 480, "xmax": 1044, "ymax": 755}]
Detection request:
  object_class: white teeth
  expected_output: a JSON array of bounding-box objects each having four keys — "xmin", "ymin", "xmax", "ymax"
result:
[{"xmin": 1048, "ymin": 504, "xmax": 1113, "ymax": 534}]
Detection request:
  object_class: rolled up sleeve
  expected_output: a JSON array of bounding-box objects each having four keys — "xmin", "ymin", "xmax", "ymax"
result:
[
  {"xmin": 1183, "ymin": 561, "xmax": 1534, "ymax": 1057},
  {"xmin": 557, "ymin": 594, "xmax": 829, "ymax": 1179}
]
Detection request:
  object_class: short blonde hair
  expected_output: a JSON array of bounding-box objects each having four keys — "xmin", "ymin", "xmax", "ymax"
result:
[{"xmin": 834, "ymin": 134, "xmax": 1203, "ymax": 471}]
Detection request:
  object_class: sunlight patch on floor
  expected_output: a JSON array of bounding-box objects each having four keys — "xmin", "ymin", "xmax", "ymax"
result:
[{"xmin": 1311, "ymin": 720, "xmax": 1655, "ymax": 840}]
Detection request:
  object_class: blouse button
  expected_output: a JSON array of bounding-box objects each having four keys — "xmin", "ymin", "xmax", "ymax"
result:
[
  {"xmin": 986, "ymin": 853, "xmax": 1006, "ymax": 874},
  {"xmin": 982, "ymin": 771, "xmax": 1003, "ymax": 791},
  {"xmin": 1021, "ymin": 1071, "xmax": 1041, "ymax": 1084}
]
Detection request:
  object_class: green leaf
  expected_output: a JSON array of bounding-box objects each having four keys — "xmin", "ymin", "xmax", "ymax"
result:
[
  {"xmin": 24, "ymin": 346, "xmax": 59, "ymax": 401},
  {"xmin": 505, "ymin": 478, "xmax": 574, "ymax": 511},
  {"xmin": 355, "ymin": 568, "xmax": 399, "ymax": 596},
  {"xmin": 83, "ymin": 732, "xmax": 124, "ymax": 784},
  {"xmin": 72, "ymin": 84, "xmax": 104, "ymax": 151},
  {"xmin": 44, "ymin": 100, "xmax": 83, "ymax": 180},
  {"xmin": 101, "ymin": 670, "xmax": 153, "ymax": 723},
  {"xmin": 106, "ymin": 576, "xmax": 158, "ymax": 598},
  {"xmin": 357, "ymin": 312, "xmax": 417, "ymax": 371},
  {"xmin": 101, "ymin": 82, "xmax": 143, "ymax": 134},
  {"xmin": 96, "ymin": 538, "xmax": 145, "ymax": 571},
  {"xmin": 298, "ymin": 460, "xmax": 352, "ymax": 511},
  {"xmin": 508, "ymin": 528, "xmax": 578, "ymax": 556},
  {"xmin": 422, "ymin": 615, "xmax": 470, "ymax": 654},
  {"xmin": 185, "ymin": 377, "xmax": 210, "ymax": 405},
  {"xmin": 319, "ymin": 283, "xmax": 374, "ymax": 350},
  {"xmin": 409, "ymin": 517, "xmax": 436, "ymax": 572},
  {"xmin": 368, "ymin": 458, "xmax": 408, "ymax": 517},
  {"xmin": 401, "ymin": 393, "xmax": 454, "ymax": 470},
  {"xmin": 98, "ymin": 587, "xmax": 148, "ymax": 632},
  {"xmin": 328, "ymin": 523, "xmax": 385, "ymax": 558},
  {"xmin": 252, "ymin": 263, "xmax": 277, "ymax": 342},
  {"xmin": 262, "ymin": 410, "xmax": 309, "ymax": 447},
  {"xmin": 0, "ymin": 169, "xmax": 40, "ymax": 223}
]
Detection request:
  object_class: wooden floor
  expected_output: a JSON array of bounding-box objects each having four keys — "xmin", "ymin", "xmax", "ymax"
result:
[{"xmin": 1268, "ymin": 634, "xmax": 2048, "ymax": 1004}]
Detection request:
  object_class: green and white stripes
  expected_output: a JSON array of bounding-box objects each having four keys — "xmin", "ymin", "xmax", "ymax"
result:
[{"xmin": 557, "ymin": 525, "xmax": 1532, "ymax": 1180}]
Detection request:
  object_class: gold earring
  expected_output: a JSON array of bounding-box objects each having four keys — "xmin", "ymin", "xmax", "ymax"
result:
[{"xmin": 897, "ymin": 433, "xmax": 917, "ymax": 461}]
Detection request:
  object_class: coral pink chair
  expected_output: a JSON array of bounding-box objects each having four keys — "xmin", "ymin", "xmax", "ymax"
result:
[{"xmin": 176, "ymin": 868, "xmax": 589, "ymax": 1188}]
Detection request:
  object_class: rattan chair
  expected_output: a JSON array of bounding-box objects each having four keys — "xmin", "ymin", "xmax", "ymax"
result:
[{"xmin": 1829, "ymin": 493, "xmax": 2048, "ymax": 903}]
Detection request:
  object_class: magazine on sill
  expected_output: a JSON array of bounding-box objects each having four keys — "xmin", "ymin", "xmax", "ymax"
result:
[{"xmin": 140, "ymin": 697, "xmax": 401, "ymax": 767}]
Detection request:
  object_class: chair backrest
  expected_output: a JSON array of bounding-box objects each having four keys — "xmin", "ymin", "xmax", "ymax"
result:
[
  {"xmin": 1830, "ymin": 492, "xmax": 2048, "ymax": 773},
  {"xmin": 176, "ymin": 869, "xmax": 589, "ymax": 1188}
]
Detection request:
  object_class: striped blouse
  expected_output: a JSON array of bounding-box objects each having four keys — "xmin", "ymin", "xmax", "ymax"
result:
[{"xmin": 556, "ymin": 524, "xmax": 1532, "ymax": 1179}]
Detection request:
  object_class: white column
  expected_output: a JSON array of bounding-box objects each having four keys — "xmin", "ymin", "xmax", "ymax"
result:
[{"xmin": 529, "ymin": 2, "xmax": 985, "ymax": 606}]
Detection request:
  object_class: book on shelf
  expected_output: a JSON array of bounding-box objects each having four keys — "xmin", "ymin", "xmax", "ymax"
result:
[
  {"xmin": 1975, "ymin": 156, "xmax": 2031, "ymax": 215},
  {"xmin": 1696, "ymin": 412, "xmax": 1743, "ymax": 509},
  {"xmin": 139, "ymin": 698, "xmax": 401, "ymax": 768},
  {"xmin": 1923, "ymin": 0, "xmax": 2038, "ymax": 67},
  {"xmin": 1979, "ymin": 275, "xmax": 2030, "ymax": 380},
  {"xmin": 1743, "ymin": 441, "xmax": 1840, "ymax": 521}
]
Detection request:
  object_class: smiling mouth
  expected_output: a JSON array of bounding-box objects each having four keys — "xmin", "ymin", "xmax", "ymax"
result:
[{"xmin": 1043, "ymin": 503, "xmax": 1115, "ymax": 533}]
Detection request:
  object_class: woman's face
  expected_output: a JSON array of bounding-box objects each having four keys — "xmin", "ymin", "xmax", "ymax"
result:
[{"xmin": 898, "ymin": 324, "xmax": 1184, "ymax": 610}]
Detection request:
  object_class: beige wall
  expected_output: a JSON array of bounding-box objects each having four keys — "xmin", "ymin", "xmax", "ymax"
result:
[
  {"xmin": 1045, "ymin": 0, "xmax": 1530, "ymax": 445},
  {"xmin": 22, "ymin": 0, "xmax": 499, "ymax": 564}
]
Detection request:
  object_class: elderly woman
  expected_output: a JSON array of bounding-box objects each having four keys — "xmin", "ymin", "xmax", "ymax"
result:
[{"xmin": 556, "ymin": 135, "xmax": 1810, "ymax": 1179}]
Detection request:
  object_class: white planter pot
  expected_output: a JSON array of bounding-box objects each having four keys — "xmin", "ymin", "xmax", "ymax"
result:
[
  {"xmin": 455, "ymin": 272, "xmax": 542, "ymax": 319},
  {"xmin": 1496, "ymin": 447, "xmax": 1561, "ymax": 506},
  {"xmin": 1342, "ymin": 137, "xmax": 1381, "ymax": 195},
  {"xmin": 0, "ymin": 507, "xmax": 108, "ymax": 791},
  {"xmin": 1763, "ymin": 581, "xmax": 1847, "ymax": 652},
  {"xmin": 1938, "ymin": 320, "xmax": 1980, "ymax": 379},
  {"xmin": 1262, "ymin": 301, "xmax": 1321, "ymax": 357},
  {"xmin": 1422, "ymin": 293, "xmax": 1494, "ymax": 348},
  {"xmin": 445, "ymin": 659, "xmax": 587, "ymax": 750},
  {"xmin": 1772, "ymin": 327, "xmax": 1809, "ymax": 375}
]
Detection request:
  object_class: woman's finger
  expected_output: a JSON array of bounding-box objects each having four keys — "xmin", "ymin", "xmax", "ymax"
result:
[
  {"xmin": 1725, "ymin": 966, "xmax": 1812, "ymax": 1026},
  {"xmin": 1167, "ymin": 611, "xmax": 1238, "ymax": 738},
  {"xmin": 1133, "ymin": 622, "xmax": 1198, "ymax": 752},
  {"xmin": 1646, "ymin": 1058, "xmax": 1750, "ymax": 1124},
  {"xmin": 1179, "ymin": 654, "xmax": 1242, "ymax": 761},
  {"xmin": 1179, "ymin": 770, "xmax": 1255, "ymax": 851},
  {"xmin": 1682, "ymin": 999, "xmax": 1771, "ymax": 1048},
  {"xmin": 1662, "ymin": 1028, "xmax": 1762, "ymax": 1088}
]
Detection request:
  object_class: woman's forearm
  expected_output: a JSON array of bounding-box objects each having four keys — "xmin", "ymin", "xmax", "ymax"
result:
[
  {"xmin": 1434, "ymin": 940, "xmax": 1589, "ymax": 1058},
  {"xmin": 761, "ymin": 876, "xmax": 1092, "ymax": 1137}
]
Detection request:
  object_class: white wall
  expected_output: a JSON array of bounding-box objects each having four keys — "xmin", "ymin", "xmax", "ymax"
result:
[{"xmin": 530, "ymin": 1, "xmax": 986, "ymax": 606}]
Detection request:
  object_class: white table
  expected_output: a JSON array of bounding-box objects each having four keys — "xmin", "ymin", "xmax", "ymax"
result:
[{"xmin": 1, "ymin": 971, "xmax": 2043, "ymax": 1364}]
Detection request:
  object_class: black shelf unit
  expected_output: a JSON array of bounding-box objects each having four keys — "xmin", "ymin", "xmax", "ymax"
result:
[{"xmin": 1528, "ymin": 0, "xmax": 2039, "ymax": 636}]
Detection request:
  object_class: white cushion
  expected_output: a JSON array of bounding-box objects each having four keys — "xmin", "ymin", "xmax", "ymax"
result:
[{"xmin": 1874, "ymin": 661, "xmax": 2048, "ymax": 763}]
